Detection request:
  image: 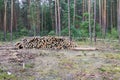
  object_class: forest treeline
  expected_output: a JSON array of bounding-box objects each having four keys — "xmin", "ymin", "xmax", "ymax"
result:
[{"xmin": 0, "ymin": 0, "xmax": 120, "ymax": 42}]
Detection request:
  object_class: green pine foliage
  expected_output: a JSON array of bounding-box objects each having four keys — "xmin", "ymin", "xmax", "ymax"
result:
[
  {"xmin": 107, "ymin": 28, "xmax": 119, "ymax": 39},
  {"xmin": 61, "ymin": 26, "xmax": 81, "ymax": 38},
  {"xmin": 48, "ymin": 31, "xmax": 55, "ymax": 36}
]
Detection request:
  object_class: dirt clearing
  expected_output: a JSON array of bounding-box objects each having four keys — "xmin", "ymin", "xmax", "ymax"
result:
[{"xmin": 0, "ymin": 42, "xmax": 120, "ymax": 80}]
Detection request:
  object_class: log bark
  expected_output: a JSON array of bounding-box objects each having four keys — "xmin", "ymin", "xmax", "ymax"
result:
[
  {"xmin": 72, "ymin": 47, "xmax": 98, "ymax": 51},
  {"xmin": 15, "ymin": 36, "xmax": 76, "ymax": 50}
]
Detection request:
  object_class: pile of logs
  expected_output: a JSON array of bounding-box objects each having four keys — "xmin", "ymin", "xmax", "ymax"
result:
[{"xmin": 15, "ymin": 36, "xmax": 76, "ymax": 50}]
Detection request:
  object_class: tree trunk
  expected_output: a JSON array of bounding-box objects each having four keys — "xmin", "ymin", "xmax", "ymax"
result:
[
  {"xmin": 11, "ymin": 0, "xmax": 13, "ymax": 41},
  {"xmin": 57, "ymin": 0, "xmax": 61, "ymax": 36},
  {"xmin": 68, "ymin": 0, "xmax": 71, "ymax": 40},
  {"xmin": 13, "ymin": 0, "xmax": 17, "ymax": 31},
  {"xmin": 44, "ymin": 4, "xmax": 47, "ymax": 33},
  {"xmin": 88, "ymin": 0, "xmax": 92, "ymax": 42},
  {"xmin": 82, "ymin": 0, "xmax": 84, "ymax": 21},
  {"xmin": 55, "ymin": 0, "xmax": 58, "ymax": 35},
  {"xmin": 111, "ymin": 0, "xmax": 113, "ymax": 32},
  {"xmin": 0, "ymin": 11, "xmax": 2, "ymax": 30},
  {"xmin": 41, "ymin": 2, "xmax": 44, "ymax": 33},
  {"xmin": 73, "ymin": 0, "xmax": 76, "ymax": 27},
  {"xmin": 4, "ymin": 0, "xmax": 7, "ymax": 41},
  {"xmin": 99, "ymin": 0, "xmax": 102, "ymax": 30},
  {"xmin": 103, "ymin": 0, "xmax": 107, "ymax": 38},
  {"xmin": 27, "ymin": 0, "xmax": 31, "ymax": 30},
  {"xmin": 49, "ymin": 0, "xmax": 54, "ymax": 30},
  {"xmin": 93, "ymin": 0, "xmax": 96, "ymax": 42},
  {"xmin": 84, "ymin": 0, "xmax": 87, "ymax": 15},
  {"xmin": 118, "ymin": 0, "xmax": 120, "ymax": 43},
  {"xmin": 36, "ymin": 0, "xmax": 40, "ymax": 36}
]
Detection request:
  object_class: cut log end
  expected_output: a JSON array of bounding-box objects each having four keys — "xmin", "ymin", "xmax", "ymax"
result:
[{"xmin": 15, "ymin": 36, "xmax": 76, "ymax": 50}]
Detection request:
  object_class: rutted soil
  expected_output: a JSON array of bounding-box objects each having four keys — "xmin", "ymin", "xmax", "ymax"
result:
[{"xmin": 0, "ymin": 42, "xmax": 120, "ymax": 80}]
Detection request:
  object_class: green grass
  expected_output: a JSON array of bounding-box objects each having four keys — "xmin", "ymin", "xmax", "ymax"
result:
[
  {"xmin": 25, "ymin": 63, "xmax": 34, "ymax": 68},
  {"xmin": 98, "ymin": 65, "xmax": 120, "ymax": 73},
  {"xmin": 100, "ymin": 53, "xmax": 120, "ymax": 59},
  {"xmin": 0, "ymin": 69, "xmax": 17, "ymax": 80}
]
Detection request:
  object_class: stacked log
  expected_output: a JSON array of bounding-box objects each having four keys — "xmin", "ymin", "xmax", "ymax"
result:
[{"xmin": 15, "ymin": 36, "xmax": 76, "ymax": 50}]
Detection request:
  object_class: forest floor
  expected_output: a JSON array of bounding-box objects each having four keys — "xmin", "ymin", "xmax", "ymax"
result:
[{"xmin": 0, "ymin": 40, "xmax": 120, "ymax": 80}]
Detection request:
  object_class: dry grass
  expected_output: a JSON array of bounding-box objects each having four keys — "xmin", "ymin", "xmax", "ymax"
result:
[{"xmin": 0, "ymin": 41, "xmax": 120, "ymax": 80}]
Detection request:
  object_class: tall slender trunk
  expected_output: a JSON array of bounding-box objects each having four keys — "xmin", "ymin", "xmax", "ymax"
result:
[
  {"xmin": 57, "ymin": 0, "xmax": 61, "ymax": 36},
  {"xmin": 0, "ymin": 12, "xmax": 2, "ymax": 30},
  {"xmin": 11, "ymin": 0, "xmax": 13, "ymax": 41},
  {"xmin": 44, "ymin": 4, "xmax": 47, "ymax": 33},
  {"xmin": 111, "ymin": 0, "xmax": 113, "ymax": 32},
  {"xmin": 84, "ymin": 0, "xmax": 87, "ymax": 20},
  {"xmin": 113, "ymin": 1, "xmax": 116, "ymax": 27},
  {"xmin": 99, "ymin": 0, "xmax": 101, "ymax": 29},
  {"xmin": 84, "ymin": 0, "xmax": 87, "ymax": 14},
  {"xmin": 68, "ymin": 0, "xmax": 71, "ymax": 40},
  {"xmin": 36, "ymin": 0, "xmax": 40, "ymax": 36},
  {"xmin": 55, "ymin": 0, "xmax": 58, "ymax": 35},
  {"xmin": 118, "ymin": 0, "xmax": 120, "ymax": 43},
  {"xmin": 13, "ymin": 0, "xmax": 17, "ymax": 31},
  {"xmin": 88, "ymin": 0, "xmax": 92, "ymax": 42},
  {"xmin": 106, "ymin": 2, "xmax": 108, "ymax": 34},
  {"xmin": 73, "ymin": 0, "xmax": 76, "ymax": 27},
  {"xmin": 27, "ymin": 0, "xmax": 31, "ymax": 30},
  {"xmin": 49, "ymin": 0, "xmax": 54, "ymax": 30},
  {"xmin": 4, "ymin": 0, "xmax": 7, "ymax": 41},
  {"xmin": 41, "ymin": 4, "xmax": 44, "ymax": 33},
  {"xmin": 82, "ymin": 0, "xmax": 84, "ymax": 21},
  {"xmin": 101, "ymin": 0, "xmax": 103, "ymax": 34},
  {"xmin": 93, "ymin": 0, "xmax": 96, "ymax": 42},
  {"xmin": 103, "ymin": 0, "xmax": 107, "ymax": 38}
]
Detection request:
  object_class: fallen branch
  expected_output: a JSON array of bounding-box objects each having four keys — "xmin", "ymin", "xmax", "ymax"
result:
[
  {"xmin": 0, "ymin": 47, "xmax": 17, "ymax": 50},
  {"xmin": 71, "ymin": 47, "xmax": 98, "ymax": 51}
]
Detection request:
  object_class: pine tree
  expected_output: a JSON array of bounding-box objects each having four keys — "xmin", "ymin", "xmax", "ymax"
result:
[
  {"xmin": 118, "ymin": 0, "xmax": 120, "ymax": 43},
  {"xmin": 93, "ymin": 0, "xmax": 96, "ymax": 42},
  {"xmin": 88, "ymin": 0, "xmax": 92, "ymax": 42},
  {"xmin": 11, "ymin": 0, "xmax": 13, "ymax": 41},
  {"xmin": 68, "ymin": 0, "xmax": 71, "ymax": 40},
  {"xmin": 4, "ymin": 0, "xmax": 7, "ymax": 41}
]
